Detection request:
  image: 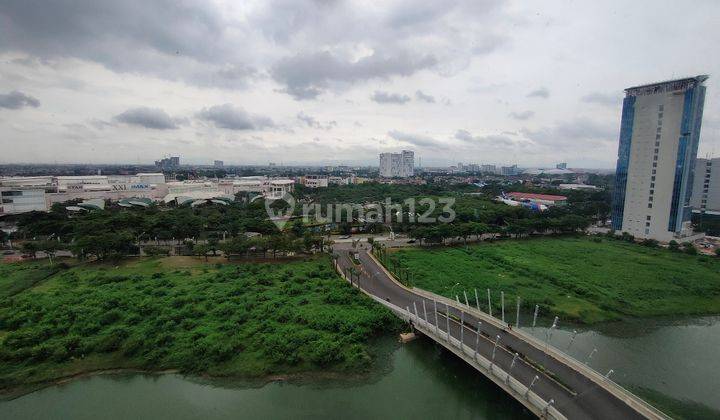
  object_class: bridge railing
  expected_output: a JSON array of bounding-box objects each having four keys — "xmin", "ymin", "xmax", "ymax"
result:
[
  {"xmin": 336, "ymin": 261, "xmax": 566, "ymax": 420},
  {"xmin": 363, "ymin": 251, "xmax": 669, "ymax": 420}
]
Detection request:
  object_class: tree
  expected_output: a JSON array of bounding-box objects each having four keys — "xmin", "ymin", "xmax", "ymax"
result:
[
  {"xmin": 207, "ymin": 236, "xmax": 220, "ymax": 256},
  {"xmin": 668, "ymin": 240, "xmax": 680, "ymax": 252},
  {"xmin": 221, "ymin": 236, "xmax": 250, "ymax": 257},
  {"xmin": 715, "ymin": 248, "xmax": 720, "ymax": 257},
  {"xmin": 21, "ymin": 241, "xmax": 39, "ymax": 259},
  {"xmin": 193, "ymin": 244, "xmax": 210, "ymax": 261},
  {"xmin": 37, "ymin": 240, "xmax": 62, "ymax": 265},
  {"xmin": 0, "ymin": 229, "xmax": 8, "ymax": 245}
]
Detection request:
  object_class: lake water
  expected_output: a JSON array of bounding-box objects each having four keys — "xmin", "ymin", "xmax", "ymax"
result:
[{"xmin": 2, "ymin": 316, "xmax": 719, "ymax": 419}]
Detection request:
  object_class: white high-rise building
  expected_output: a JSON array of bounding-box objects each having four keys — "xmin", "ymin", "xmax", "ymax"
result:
[
  {"xmin": 379, "ymin": 150, "xmax": 414, "ymax": 178},
  {"xmin": 611, "ymin": 76, "xmax": 708, "ymax": 242},
  {"xmin": 691, "ymin": 158, "xmax": 720, "ymax": 214}
]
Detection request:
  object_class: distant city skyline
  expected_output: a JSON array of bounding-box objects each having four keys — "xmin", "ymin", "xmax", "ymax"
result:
[{"xmin": 1, "ymin": 1, "xmax": 719, "ymax": 167}]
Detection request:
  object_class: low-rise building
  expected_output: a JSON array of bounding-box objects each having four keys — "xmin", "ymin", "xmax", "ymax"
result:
[{"xmin": 507, "ymin": 192, "xmax": 567, "ymax": 206}]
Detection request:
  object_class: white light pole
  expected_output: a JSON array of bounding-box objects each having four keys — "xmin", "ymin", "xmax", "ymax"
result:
[
  {"xmin": 516, "ymin": 296, "xmax": 521, "ymax": 328},
  {"xmin": 487, "ymin": 288, "xmax": 492, "ymax": 317},
  {"xmin": 460, "ymin": 311, "xmax": 465, "ymax": 350},
  {"xmin": 543, "ymin": 399, "xmax": 555, "ymax": 416},
  {"xmin": 546, "ymin": 316, "xmax": 558, "ymax": 347},
  {"xmin": 532, "ymin": 304, "xmax": 539, "ymax": 328},
  {"xmin": 446, "ymin": 304, "xmax": 451, "ymax": 342},
  {"xmin": 474, "ymin": 321, "xmax": 482, "ymax": 360},
  {"xmin": 506, "ymin": 352, "xmax": 519, "ymax": 384},
  {"xmin": 585, "ymin": 348, "xmax": 597, "ymax": 365},
  {"xmin": 456, "ymin": 295, "xmax": 460, "ymax": 305},
  {"xmin": 422, "ymin": 300, "xmax": 428, "ymax": 328},
  {"xmin": 501, "ymin": 291, "xmax": 505, "ymax": 323},
  {"xmin": 413, "ymin": 302, "xmax": 419, "ymax": 321},
  {"xmin": 525, "ymin": 375, "xmax": 539, "ymax": 399},
  {"xmin": 463, "ymin": 291, "xmax": 469, "ymax": 308},
  {"xmin": 605, "ymin": 369, "xmax": 614, "ymax": 380},
  {"xmin": 434, "ymin": 300, "xmax": 439, "ymax": 335},
  {"xmin": 567, "ymin": 329, "xmax": 578, "ymax": 351},
  {"xmin": 490, "ymin": 335, "xmax": 500, "ymax": 372},
  {"xmin": 474, "ymin": 288, "xmax": 480, "ymax": 311}
]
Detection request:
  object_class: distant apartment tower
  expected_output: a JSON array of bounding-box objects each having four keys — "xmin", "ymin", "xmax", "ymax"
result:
[
  {"xmin": 691, "ymin": 158, "xmax": 720, "ymax": 214},
  {"xmin": 379, "ymin": 150, "xmax": 414, "ymax": 178},
  {"xmin": 155, "ymin": 156, "xmax": 180, "ymax": 170},
  {"xmin": 501, "ymin": 165, "xmax": 518, "ymax": 176},
  {"xmin": 556, "ymin": 162, "xmax": 568, "ymax": 170},
  {"xmin": 481, "ymin": 164, "xmax": 497, "ymax": 174},
  {"xmin": 611, "ymin": 76, "xmax": 707, "ymax": 242},
  {"xmin": 214, "ymin": 160, "xmax": 224, "ymax": 168}
]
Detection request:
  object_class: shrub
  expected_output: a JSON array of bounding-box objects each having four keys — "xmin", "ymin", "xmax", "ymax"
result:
[
  {"xmin": 640, "ymin": 238, "xmax": 659, "ymax": 248},
  {"xmin": 668, "ymin": 240, "xmax": 680, "ymax": 251},
  {"xmin": 683, "ymin": 243, "xmax": 698, "ymax": 255}
]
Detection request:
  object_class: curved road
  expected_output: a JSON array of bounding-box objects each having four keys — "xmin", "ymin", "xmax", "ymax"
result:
[{"xmin": 335, "ymin": 242, "xmax": 659, "ymax": 420}]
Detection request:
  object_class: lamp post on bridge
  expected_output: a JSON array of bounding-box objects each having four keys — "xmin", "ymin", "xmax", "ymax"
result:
[
  {"xmin": 489, "ymin": 335, "xmax": 500, "ymax": 373},
  {"xmin": 473, "ymin": 321, "xmax": 482, "ymax": 361},
  {"xmin": 585, "ymin": 348, "xmax": 597, "ymax": 365},
  {"xmin": 433, "ymin": 300, "xmax": 439, "ymax": 335},
  {"xmin": 445, "ymin": 303, "xmax": 451, "ymax": 342},
  {"xmin": 516, "ymin": 296, "xmax": 521, "ymax": 328},
  {"xmin": 532, "ymin": 304, "xmax": 539, "ymax": 329},
  {"xmin": 463, "ymin": 291, "xmax": 469, "ymax": 308},
  {"xmin": 474, "ymin": 288, "xmax": 480, "ymax": 311},
  {"xmin": 543, "ymin": 399, "xmax": 555, "ymax": 416},
  {"xmin": 525, "ymin": 375, "xmax": 539, "ymax": 399},
  {"xmin": 506, "ymin": 352, "xmax": 519, "ymax": 384},
  {"xmin": 567, "ymin": 330, "xmax": 578, "ymax": 351},
  {"xmin": 459, "ymin": 311, "xmax": 465, "ymax": 350}
]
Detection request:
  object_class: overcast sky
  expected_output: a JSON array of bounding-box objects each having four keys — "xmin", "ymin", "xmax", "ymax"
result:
[{"xmin": 1, "ymin": 0, "xmax": 719, "ymax": 168}]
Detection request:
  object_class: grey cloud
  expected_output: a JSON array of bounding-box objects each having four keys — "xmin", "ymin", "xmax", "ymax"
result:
[
  {"xmin": 509, "ymin": 110, "xmax": 534, "ymax": 120},
  {"xmin": 272, "ymin": 50, "xmax": 437, "ymax": 100},
  {"xmin": 520, "ymin": 118, "xmax": 617, "ymax": 150},
  {"xmin": 415, "ymin": 90, "xmax": 436, "ymax": 103},
  {"xmin": 197, "ymin": 104, "xmax": 274, "ymax": 130},
  {"xmin": 371, "ymin": 91, "xmax": 411, "ymax": 104},
  {"xmin": 0, "ymin": 0, "xmax": 256, "ymax": 89},
  {"xmin": 0, "ymin": 91, "xmax": 40, "ymax": 109},
  {"xmin": 454, "ymin": 129, "xmax": 516, "ymax": 147},
  {"xmin": 114, "ymin": 107, "xmax": 179, "ymax": 130},
  {"xmin": 527, "ymin": 87, "xmax": 550, "ymax": 98},
  {"xmin": 297, "ymin": 111, "xmax": 337, "ymax": 130},
  {"xmin": 388, "ymin": 130, "xmax": 441, "ymax": 148},
  {"xmin": 581, "ymin": 92, "xmax": 620, "ymax": 107}
]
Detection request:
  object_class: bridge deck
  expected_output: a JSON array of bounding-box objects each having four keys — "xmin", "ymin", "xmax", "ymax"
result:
[{"xmin": 334, "ymin": 243, "xmax": 668, "ymax": 420}]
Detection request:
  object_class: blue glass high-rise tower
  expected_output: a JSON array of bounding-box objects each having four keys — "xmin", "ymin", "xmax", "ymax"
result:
[{"xmin": 611, "ymin": 76, "xmax": 707, "ymax": 242}]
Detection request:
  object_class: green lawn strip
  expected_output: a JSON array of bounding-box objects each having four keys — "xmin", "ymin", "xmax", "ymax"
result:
[
  {"xmin": 0, "ymin": 256, "xmax": 402, "ymax": 393},
  {"xmin": 392, "ymin": 237, "xmax": 720, "ymax": 324}
]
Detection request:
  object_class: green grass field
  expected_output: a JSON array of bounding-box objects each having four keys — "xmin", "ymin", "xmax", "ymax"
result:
[
  {"xmin": 0, "ymin": 256, "xmax": 400, "ymax": 393},
  {"xmin": 392, "ymin": 237, "xmax": 720, "ymax": 323}
]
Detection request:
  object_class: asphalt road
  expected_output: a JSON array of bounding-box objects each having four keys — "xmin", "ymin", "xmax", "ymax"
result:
[{"xmin": 335, "ymin": 242, "xmax": 650, "ymax": 420}]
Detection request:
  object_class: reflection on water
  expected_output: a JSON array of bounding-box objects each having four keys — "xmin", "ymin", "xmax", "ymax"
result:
[
  {"xmin": 524, "ymin": 316, "xmax": 720, "ymax": 414},
  {"xmin": 0, "ymin": 336, "xmax": 532, "ymax": 420},
  {"xmin": 3, "ymin": 316, "xmax": 719, "ymax": 419}
]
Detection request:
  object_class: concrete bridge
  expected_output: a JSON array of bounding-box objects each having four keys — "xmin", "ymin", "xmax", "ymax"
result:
[{"xmin": 333, "ymin": 243, "xmax": 668, "ymax": 420}]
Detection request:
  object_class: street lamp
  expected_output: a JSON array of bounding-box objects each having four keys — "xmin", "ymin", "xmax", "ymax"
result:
[
  {"xmin": 543, "ymin": 399, "xmax": 555, "ymax": 416},
  {"xmin": 490, "ymin": 335, "xmax": 500, "ymax": 372},
  {"xmin": 525, "ymin": 375, "xmax": 539, "ymax": 399},
  {"xmin": 567, "ymin": 330, "xmax": 578, "ymax": 351},
  {"xmin": 506, "ymin": 352, "xmax": 519, "ymax": 384},
  {"xmin": 585, "ymin": 348, "xmax": 597, "ymax": 365}
]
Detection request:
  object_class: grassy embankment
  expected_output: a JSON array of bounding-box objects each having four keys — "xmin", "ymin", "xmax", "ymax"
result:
[
  {"xmin": 0, "ymin": 256, "xmax": 401, "ymax": 395},
  {"xmin": 391, "ymin": 237, "xmax": 720, "ymax": 324}
]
